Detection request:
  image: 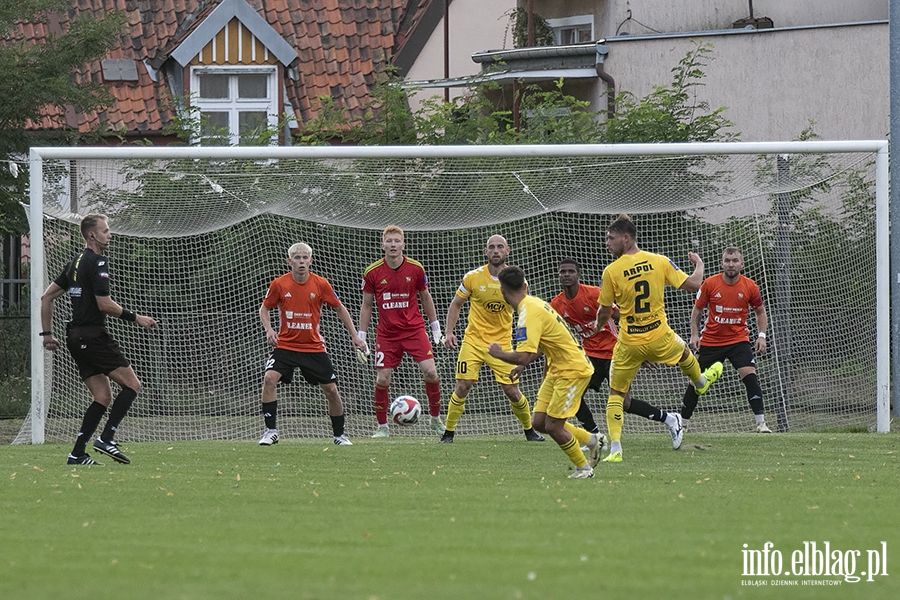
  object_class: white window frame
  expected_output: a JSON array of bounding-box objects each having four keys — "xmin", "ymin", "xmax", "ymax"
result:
[
  {"xmin": 546, "ymin": 15, "xmax": 594, "ymax": 46},
  {"xmin": 190, "ymin": 65, "xmax": 279, "ymax": 145}
]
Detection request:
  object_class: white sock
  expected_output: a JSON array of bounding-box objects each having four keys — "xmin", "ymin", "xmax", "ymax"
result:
[
  {"xmin": 610, "ymin": 441, "xmax": 622, "ymax": 453},
  {"xmin": 755, "ymin": 414, "xmax": 766, "ymax": 425},
  {"xmin": 693, "ymin": 375, "xmax": 707, "ymax": 389}
]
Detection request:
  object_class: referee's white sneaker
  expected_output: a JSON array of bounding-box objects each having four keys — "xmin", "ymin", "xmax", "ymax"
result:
[
  {"xmin": 258, "ymin": 428, "xmax": 279, "ymax": 446},
  {"xmin": 333, "ymin": 435, "xmax": 353, "ymax": 446}
]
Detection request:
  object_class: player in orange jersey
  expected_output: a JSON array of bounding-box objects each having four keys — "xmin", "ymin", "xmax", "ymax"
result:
[
  {"xmin": 681, "ymin": 246, "xmax": 770, "ymax": 432},
  {"xmin": 258, "ymin": 242, "xmax": 369, "ymax": 446},
  {"xmin": 359, "ymin": 225, "xmax": 445, "ymax": 437},
  {"xmin": 551, "ymin": 259, "xmax": 682, "ymax": 442}
]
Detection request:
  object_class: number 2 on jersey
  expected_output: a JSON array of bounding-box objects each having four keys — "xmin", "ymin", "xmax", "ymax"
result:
[{"xmin": 634, "ymin": 280, "xmax": 651, "ymax": 313}]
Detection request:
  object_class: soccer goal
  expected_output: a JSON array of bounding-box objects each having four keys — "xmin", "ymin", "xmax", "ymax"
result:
[{"xmin": 19, "ymin": 141, "xmax": 889, "ymax": 444}]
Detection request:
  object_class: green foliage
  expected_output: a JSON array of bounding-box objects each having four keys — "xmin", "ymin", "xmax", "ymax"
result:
[
  {"xmin": 296, "ymin": 41, "xmax": 733, "ymax": 148},
  {"xmin": 0, "ymin": 1, "xmax": 123, "ymax": 234},
  {"xmin": 507, "ymin": 7, "xmax": 555, "ymax": 48},
  {"xmin": 602, "ymin": 41, "xmax": 737, "ymax": 143},
  {"xmin": 0, "ymin": 304, "xmax": 29, "ymax": 418}
]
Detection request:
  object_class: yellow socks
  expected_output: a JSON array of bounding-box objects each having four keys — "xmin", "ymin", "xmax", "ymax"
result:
[
  {"xmin": 564, "ymin": 421, "xmax": 592, "ymax": 446},
  {"xmin": 607, "ymin": 394, "xmax": 624, "ymax": 443},
  {"xmin": 677, "ymin": 352, "xmax": 703, "ymax": 385},
  {"xmin": 445, "ymin": 392, "xmax": 466, "ymax": 432},
  {"xmin": 509, "ymin": 395, "xmax": 533, "ymax": 430},
  {"xmin": 559, "ymin": 436, "xmax": 588, "ymax": 468}
]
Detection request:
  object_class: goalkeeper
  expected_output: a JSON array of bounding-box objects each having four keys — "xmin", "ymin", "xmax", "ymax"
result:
[
  {"xmin": 358, "ymin": 225, "xmax": 445, "ymax": 438},
  {"xmin": 440, "ymin": 234, "xmax": 544, "ymax": 443}
]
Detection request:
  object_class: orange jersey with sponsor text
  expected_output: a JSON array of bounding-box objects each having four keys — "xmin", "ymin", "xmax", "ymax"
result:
[
  {"xmin": 263, "ymin": 272, "xmax": 341, "ymax": 352},
  {"xmin": 550, "ymin": 284, "xmax": 617, "ymax": 359},
  {"xmin": 694, "ymin": 273, "xmax": 763, "ymax": 346}
]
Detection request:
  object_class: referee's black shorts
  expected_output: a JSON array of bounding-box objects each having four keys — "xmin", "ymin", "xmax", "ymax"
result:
[{"xmin": 66, "ymin": 325, "xmax": 130, "ymax": 380}]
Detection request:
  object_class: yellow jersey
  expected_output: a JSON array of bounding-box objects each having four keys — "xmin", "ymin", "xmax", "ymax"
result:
[
  {"xmin": 513, "ymin": 295, "xmax": 593, "ymax": 379},
  {"xmin": 599, "ymin": 250, "xmax": 688, "ymax": 345},
  {"xmin": 458, "ymin": 265, "xmax": 513, "ymax": 346}
]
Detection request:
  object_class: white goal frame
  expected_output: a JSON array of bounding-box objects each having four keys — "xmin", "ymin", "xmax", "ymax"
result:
[{"xmin": 28, "ymin": 140, "xmax": 890, "ymax": 443}]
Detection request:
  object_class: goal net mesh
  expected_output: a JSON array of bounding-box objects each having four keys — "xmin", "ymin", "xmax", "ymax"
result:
[{"xmin": 18, "ymin": 148, "xmax": 879, "ymax": 443}]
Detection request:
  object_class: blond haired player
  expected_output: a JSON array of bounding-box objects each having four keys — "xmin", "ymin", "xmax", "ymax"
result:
[
  {"xmin": 440, "ymin": 235, "xmax": 544, "ymax": 443},
  {"xmin": 488, "ymin": 266, "xmax": 605, "ymax": 479},
  {"xmin": 258, "ymin": 242, "xmax": 369, "ymax": 446},
  {"xmin": 359, "ymin": 226, "xmax": 445, "ymax": 437},
  {"xmin": 596, "ymin": 214, "xmax": 723, "ymax": 462}
]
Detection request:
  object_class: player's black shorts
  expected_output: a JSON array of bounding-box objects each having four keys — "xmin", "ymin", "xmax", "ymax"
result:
[
  {"xmin": 265, "ymin": 348, "xmax": 337, "ymax": 385},
  {"xmin": 66, "ymin": 325, "xmax": 130, "ymax": 380},
  {"xmin": 587, "ymin": 356, "xmax": 612, "ymax": 391},
  {"xmin": 698, "ymin": 341, "xmax": 755, "ymax": 370}
]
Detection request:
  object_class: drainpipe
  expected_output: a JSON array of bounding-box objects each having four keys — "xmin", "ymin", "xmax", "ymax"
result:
[{"xmin": 595, "ymin": 43, "xmax": 615, "ymax": 118}]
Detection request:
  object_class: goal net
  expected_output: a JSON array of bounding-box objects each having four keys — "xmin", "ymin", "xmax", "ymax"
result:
[{"xmin": 19, "ymin": 142, "xmax": 889, "ymax": 444}]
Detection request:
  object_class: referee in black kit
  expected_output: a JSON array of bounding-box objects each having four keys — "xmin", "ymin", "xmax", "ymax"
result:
[{"xmin": 40, "ymin": 213, "xmax": 158, "ymax": 465}]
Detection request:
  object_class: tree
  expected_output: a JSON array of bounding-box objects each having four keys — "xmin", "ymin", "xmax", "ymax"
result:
[
  {"xmin": 0, "ymin": 1, "xmax": 123, "ymax": 234},
  {"xmin": 297, "ymin": 41, "xmax": 734, "ymax": 148},
  {"xmin": 601, "ymin": 41, "xmax": 736, "ymax": 144}
]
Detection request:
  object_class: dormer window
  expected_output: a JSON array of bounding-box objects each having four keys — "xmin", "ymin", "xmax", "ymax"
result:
[{"xmin": 191, "ymin": 67, "xmax": 278, "ymax": 145}]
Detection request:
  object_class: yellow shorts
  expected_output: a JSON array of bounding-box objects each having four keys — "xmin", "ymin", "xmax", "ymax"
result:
[
  {"xmin": 609, "ymin": 328, "xmax": 688, "ymax": 393},
  {"xmin": 533, "ymin": 374, "xmax": 591, "ymax": 420},
  {"xmin": 455, "ymin": 341, "xmax": 517, "ymax": 385}
]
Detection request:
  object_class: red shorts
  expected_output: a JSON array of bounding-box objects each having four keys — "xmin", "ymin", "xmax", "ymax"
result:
[{"xmin": 374, "ymin": 328, "xmax": 434, "ymax": 369}]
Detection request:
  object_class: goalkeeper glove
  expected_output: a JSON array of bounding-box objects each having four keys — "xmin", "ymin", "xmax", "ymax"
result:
[{"xmin": 430, "ymin": 321, "xmax": 444, "ymax": 346}]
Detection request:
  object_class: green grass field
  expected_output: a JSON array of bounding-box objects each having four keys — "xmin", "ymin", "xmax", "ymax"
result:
[{"xmin": 2, "ymin": 432, "xmax": 898, "ymax": 600}]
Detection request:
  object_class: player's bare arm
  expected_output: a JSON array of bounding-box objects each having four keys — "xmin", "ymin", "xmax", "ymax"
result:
[
  {"xmin": 443, "ymin": 294, "xmax": 466, "ymax": 349},
  {"xmin": 259, "ymin": 305, "xmax": 278, "ymax": 348},
  {"xmin": 418, "ymin": 288, "xmax": 443, "ymax": 345},
  {"xmin": 488, "ymin": 342, "xmax": 537, "ymax": 366},
  {"xmin": 595, "ymin": 304, "xmax": 614, "ymax": 333},
  {"xmin": 689, "ymin": 304, "xmax": 703, "ymax": 352},
  {"xmin": 754, "ymin": 304, "xmax": 768, "ymax": 355},
  {"xmin": 96, "ymin": 294, "xmax": 158, "ymax": 330},
  {"xmin": 679, "ymin": 252, "xmax": 705, "ymax": 293},
  {"xmin": 358, "ymin": 291, "xmax": 375, "ymax": 344},
  {"xmin": 39, "ymin": 282, "xmax": 67, "ymax": 351}
]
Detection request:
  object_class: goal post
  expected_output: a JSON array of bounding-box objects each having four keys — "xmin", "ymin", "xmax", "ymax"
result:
[{"xmin": 22, "ymin": 141, "xmax": 890, "ymax": 444}]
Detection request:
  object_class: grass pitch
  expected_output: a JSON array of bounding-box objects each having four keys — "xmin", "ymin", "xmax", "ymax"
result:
[{"xmin": 1, "ymin": 432, "xmax": 898, "ymax": 600}]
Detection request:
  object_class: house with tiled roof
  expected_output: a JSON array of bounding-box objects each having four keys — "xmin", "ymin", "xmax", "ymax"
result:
[{"xmin": 11, "ymin": 0, "xmax": 409, "ymax": 145}]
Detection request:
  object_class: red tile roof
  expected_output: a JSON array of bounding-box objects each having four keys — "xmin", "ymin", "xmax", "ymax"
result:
[{"xmin": 7, "ymin": 0, "xmax": 410, "ymax": 138}]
